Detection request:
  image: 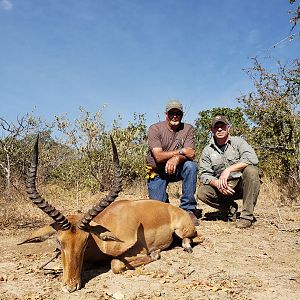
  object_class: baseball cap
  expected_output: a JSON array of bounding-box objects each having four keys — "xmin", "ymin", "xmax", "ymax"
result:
[
  {"xmin": 165, "ymin": 100, "xmax": 183, "ymax": 112},
  {"xmin": 211, "ymin": 115, "xmax": 230, "ymax": 128}
]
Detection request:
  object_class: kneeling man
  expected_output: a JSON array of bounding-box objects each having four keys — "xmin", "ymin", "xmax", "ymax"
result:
[{"xmin": 197, "ymin": 115, "xmax": 261, "ymax": 228}]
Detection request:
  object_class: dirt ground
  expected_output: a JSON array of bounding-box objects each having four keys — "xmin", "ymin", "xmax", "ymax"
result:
[{"xmin": 0, "ymin": 193, "xmax": 300, "ymax": 300}]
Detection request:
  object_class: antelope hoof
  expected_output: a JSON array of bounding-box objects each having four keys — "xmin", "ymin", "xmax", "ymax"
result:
[
  {"xmin": 182, "ymin": 238, "xmax": 193, "ymax": 253},
  {"xmin": 150, "ymin": 250, "xmax": 161, "ymax": 261},
  {"xmin": 62, "ymin": 283, "xmax": 81, "ymax": 293}
]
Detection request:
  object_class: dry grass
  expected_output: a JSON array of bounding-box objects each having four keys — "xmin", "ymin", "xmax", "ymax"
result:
[
  {"xmin": 1, "ymin": 179, "xmax": 299, "ymax": 300},
  {"xmin": 0, "ymin": 181, "xmax": 149, "ymax": 231},
  {"xmin": 259, "ymin": 177, "xmax": 299, "ymax": 207},
  {"xmin": 253, "ymin": 177, "xmax": 300, "ymax": 232},
  {"xmin": 0, "ymin": 179, "xmax": 299, "ymax": 232}
]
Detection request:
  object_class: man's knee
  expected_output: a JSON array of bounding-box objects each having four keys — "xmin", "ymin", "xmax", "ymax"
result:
[
  {"xmin": 197, "ymin": 184, "xmax": 223, "ymax": 210},
  {"xmin": 182, "ymin": 160, "xmax": 197, "ymax": 173},
  {"xmin": 147, "ymin": 176, "xmax": 168, "ymax": 201},
  {"xmin": 242, "ymin": 165, "xmax": 260, "ymax": 180},
  {"xmin": 197, "ymin": 184, "xmax": 213, "ymax": 203}
]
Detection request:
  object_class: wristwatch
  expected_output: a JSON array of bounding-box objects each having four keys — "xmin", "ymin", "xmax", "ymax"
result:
[{"xmin": 179, "ymin": 148, "xmax": 185, "ymax": 155}]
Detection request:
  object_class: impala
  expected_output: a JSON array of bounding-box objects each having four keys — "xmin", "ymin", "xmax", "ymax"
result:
[{"xmin": 21, "ymin": 135, "xmax": 204, "ymax": 293}]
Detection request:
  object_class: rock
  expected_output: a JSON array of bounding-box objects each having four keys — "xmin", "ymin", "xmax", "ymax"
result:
[{"xmin": 112, "ymin": 291, "xmax": 125, "ymax": 299}]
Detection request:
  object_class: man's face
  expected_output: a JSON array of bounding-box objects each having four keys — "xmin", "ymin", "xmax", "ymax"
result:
[
  {"xmin": 212, "ymin": 122, "xmax": 230, "ymax": 139},
  {"xmin": 166, "ymin": 109, "xmax": 183, "ymax": 126}
]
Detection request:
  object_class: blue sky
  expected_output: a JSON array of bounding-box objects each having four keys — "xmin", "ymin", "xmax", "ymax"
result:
[{"xmin": 1, "ymin": 0, "xmax": 299, "ymax": 130}]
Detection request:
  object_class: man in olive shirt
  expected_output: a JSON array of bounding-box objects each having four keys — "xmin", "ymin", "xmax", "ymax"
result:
[
  {"xmin": 146, "ymin": 100, "xmax": 199, "ymax": 225},
  {"xmin": 197, "ymin": 115, "xmax": 261, "ymax": 228}
]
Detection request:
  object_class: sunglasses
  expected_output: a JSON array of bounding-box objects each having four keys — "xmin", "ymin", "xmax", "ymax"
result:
[
  {"xmin": 168, "ymin": 111, "xmax": 183, "ymax": 117},
  {"xmin": 213, "ymin": 123, "xmax": 228, "ymax": 130}
]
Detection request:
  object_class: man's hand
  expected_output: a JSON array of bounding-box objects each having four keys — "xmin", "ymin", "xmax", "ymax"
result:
[
  {"xmin": 165, "ymin": 156, "xmax": 180, "ymax": 174},
  {"xmin": 218, "ymin": 185, "xmax": 235, "ymax": 195},
  {"xmin": 213, "ymin": 163, "xmax": 249, "ymax": 194},
  {"xmin": 218, "ymin": 169, "xmax": 231, "ymax": 190},
  {"xmin": 210, "ymin": 177, "xmax": 235, "ymax": 196}
]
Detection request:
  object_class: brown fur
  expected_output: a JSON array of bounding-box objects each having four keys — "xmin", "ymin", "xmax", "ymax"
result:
[{"xmin": 21, "ymin": 199, "xmax": 204, "ymax": 292}]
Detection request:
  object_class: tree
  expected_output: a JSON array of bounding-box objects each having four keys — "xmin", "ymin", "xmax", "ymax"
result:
[
  {"xmin": 0, "ymin": 114, "xmax": 40, "ymax": 192},
  {"xmin": 111, "ymin": 113, "xmax": 147, "ymax": 184},
  {"xmin": 289, "ymin": 0, "xmax": 300, "ymax": 32},
  {"xmin": 53, "ymin": 107, "xmax": 147, "ymax": 192},
  {"xmin": 53, "ymin": 106, "xmax": 109, "ymax": 192},
  {"xmin": 238, "ymin": 58, "xmax": 300, "ymax": 185}
]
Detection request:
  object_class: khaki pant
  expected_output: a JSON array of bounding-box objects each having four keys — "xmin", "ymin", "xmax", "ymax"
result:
[{"xmin": 197, "ymin": 165, "xmax": 261, "ymax": 221}]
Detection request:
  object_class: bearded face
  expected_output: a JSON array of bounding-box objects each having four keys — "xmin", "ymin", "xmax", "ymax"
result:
[{"xmin": 166, "ymin": 109, "xmax": 183, "ymax": 127}]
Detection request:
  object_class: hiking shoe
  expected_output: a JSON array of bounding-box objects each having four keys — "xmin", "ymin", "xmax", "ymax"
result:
[
  {"xmin": 227, "ymin": 202, "xmax": 238, "ymax": 222},
  {"xmin": 194, "ymin": 208, "xmax": 203, "ymax": 219},
  {"xmin": 188, "ymin": 211, "xmax": 200, "ymax": 226},
  {"xmin": 236, "ymin": 218, "xmax": 252, "ymax": 229}
]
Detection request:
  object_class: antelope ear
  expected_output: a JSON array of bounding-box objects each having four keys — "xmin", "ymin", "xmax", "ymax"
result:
[
  {"xmin": 89, "ymin": 225, "xmax": 123, "ymax": 242},
  {"xmin": 99, "ymin": 231, "xmax": 123, "ymax": 242},
  {"xmin": 18, "ymin": 224, "xmax": 58, "ymax": 245}
]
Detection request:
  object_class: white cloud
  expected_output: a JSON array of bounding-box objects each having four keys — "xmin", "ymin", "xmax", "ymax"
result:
[{"xmin": 0, "ymin": 0, "xmax": 13, "ymax": 11}]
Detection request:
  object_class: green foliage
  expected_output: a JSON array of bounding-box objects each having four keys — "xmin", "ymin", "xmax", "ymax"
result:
[
  {"xmin": 53, "ymin": 106, "xmax": 112, "ymax": 192},
  {"xmin": 0, "ymin": 114, "xmax": 43, "ymax": 191},
  {"xmin": 1, "ymin": 58, "xmax": 299, "ymax": 201},
  {"xmin": 112, "ymin": 113, "xmax": 147, "ymax": 185},
  {"xmin": 238, "ymin": 58, "xmax": 300, "ymax": 180},
  {"xmin": 194, "ymin": 58, "xmax": 300, "ymax": 198},
  {"xmin": 53, "ymin": 107, "xmax": 147, "ymax": 192},
  {"xmin": 38, "ymin": 131, "xmax": 82, "ymax": 188}
]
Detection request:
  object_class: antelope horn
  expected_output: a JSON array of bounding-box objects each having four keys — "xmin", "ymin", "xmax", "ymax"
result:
[
  {"xmin": 78, "ymin": 136, "xmax": 122, "ymax": 230},
  {"xmin": 26, "ymin": 134, "xmax": 71, "ymax": 230}
]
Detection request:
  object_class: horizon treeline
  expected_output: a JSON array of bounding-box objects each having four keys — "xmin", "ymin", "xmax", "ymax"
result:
[{"xmin": 1, "ymin": 59, "xmax": 299, "ymax": 203}]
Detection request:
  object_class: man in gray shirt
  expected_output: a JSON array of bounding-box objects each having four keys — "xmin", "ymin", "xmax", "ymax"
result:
[{"xmin": 197, "ymin": 115, "xmax": 261, "ymax": 228}]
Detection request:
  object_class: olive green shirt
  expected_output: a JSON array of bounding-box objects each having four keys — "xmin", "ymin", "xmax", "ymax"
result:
[{"xmin": 199, "ymin": 136, "xmax": 258, "ymax": 184}]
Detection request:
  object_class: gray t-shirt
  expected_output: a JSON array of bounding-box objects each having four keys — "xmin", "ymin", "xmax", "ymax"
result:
[{"xmin": 146, "ymin": 121, "xmax": 195, "ymax": 171}]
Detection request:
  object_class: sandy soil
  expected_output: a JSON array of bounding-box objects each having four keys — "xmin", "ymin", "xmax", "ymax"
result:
[{"xmin": 1, "ymin": 197, "xmax": 300, "ymax": 300}]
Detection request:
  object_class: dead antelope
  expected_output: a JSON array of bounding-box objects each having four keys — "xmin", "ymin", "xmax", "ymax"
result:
[{"xmin": 20, "ymin": 135, "xmax": 204, "ymax": 293}]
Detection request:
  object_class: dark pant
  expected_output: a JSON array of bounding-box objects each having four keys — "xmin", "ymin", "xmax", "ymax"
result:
[
  {"xmin": 197, "ymin": 165, "xmax": 261, "ymax": 221},
  {"xmin": 147, "ymin": 160, "xmax": 198, "ymax": 212}
]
